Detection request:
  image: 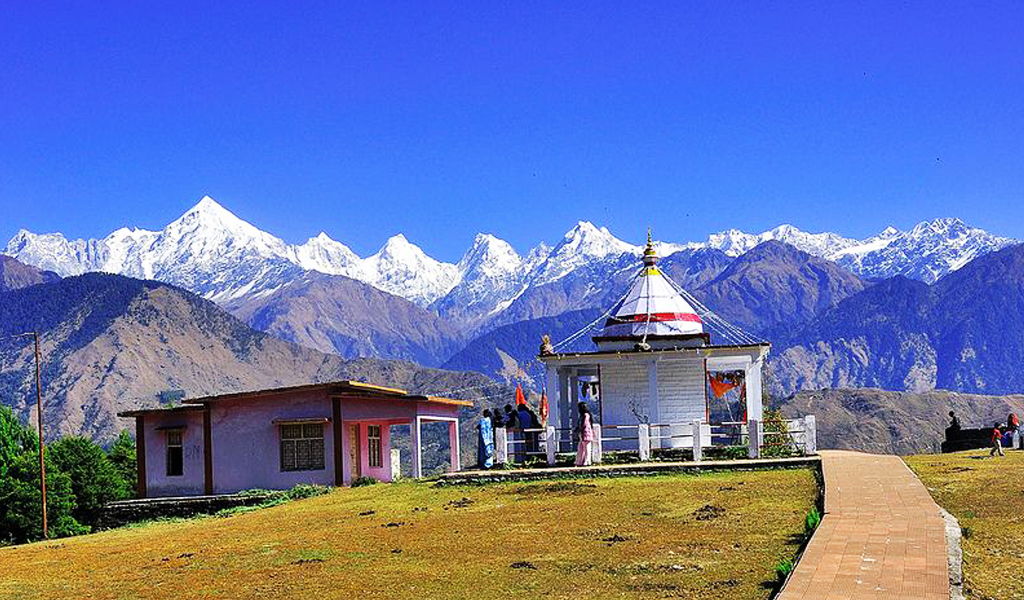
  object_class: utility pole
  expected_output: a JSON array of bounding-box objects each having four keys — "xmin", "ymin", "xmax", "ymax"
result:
[
  {"xmin": 6, "ymin": 331, "xmax": 48, "ymax": 538},
  {"xmin": 32, "ymin": 332, "xmax": 47, "ymax": 539}
]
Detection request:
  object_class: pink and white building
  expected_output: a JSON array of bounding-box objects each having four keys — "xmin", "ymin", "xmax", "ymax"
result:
[{"xmin": 120, "ymin": 380, "xmax": 469, "ymax": 498}]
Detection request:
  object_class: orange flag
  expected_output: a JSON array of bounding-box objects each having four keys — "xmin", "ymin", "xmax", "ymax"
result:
[
  {"xmin": 708, "ymin": 373, "xmax": 740, "ymax": 398},
  {"xmin": 539, "ymin": 390, "xmax": 549, "ymax": 424},
  {"xmin": 515, "ymin": 383, "xmax": 527, "ymax": 406}
]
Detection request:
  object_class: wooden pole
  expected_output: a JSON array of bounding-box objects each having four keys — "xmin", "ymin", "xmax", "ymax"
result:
[{"xmin": 33, "ymin": 332, "xmax": 47, "ymax": 539}]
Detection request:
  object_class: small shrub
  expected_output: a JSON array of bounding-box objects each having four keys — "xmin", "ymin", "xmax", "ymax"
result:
[
  {"xmin": 774, "ymin": 558, "xmax": 795, "ymax": 581},
  {"xmin": 762, "ymin": 409, "xmax": 799, "ymax": 458},
  {"xmin": 804, "ymin": 508, "xmax": 821, "ymax": 534},
  {"xmin": 351, "ymin": 476, "xmax": 378, "ymax": 488},
  {"xmin": 238, "ymin": 488, "xmax": 276, "ymax": 497},
  {"xmin": 705, "ymin": 445, "xmax": 748, "ymax": 461},
  {"xmin": 287, "ymin": 484, "xmax": 331, "ymax": 499},
  {"xmin": 961, "ymin": 526, "xmax": 973, "ymax": 540}
]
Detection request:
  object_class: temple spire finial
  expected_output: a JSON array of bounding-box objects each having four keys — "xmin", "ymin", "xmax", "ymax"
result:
[{"xmin": 642, "ymin": 227, "xmax": 658, "ymax": 266}]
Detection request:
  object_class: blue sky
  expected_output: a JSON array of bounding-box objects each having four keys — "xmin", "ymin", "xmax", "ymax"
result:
[{"xmin": 1, "ymin": 2, "xmax": 1022, "ymax": 261}]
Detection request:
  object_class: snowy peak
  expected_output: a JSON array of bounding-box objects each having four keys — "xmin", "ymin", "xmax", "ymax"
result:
[
  {"xmin": 362, "ymin": 234, "xmax": 459, "ymax": 305},
  {"xmin": 457, "ymin": 233, "xmax": 522, "ymax": 276},
  {"xmin": 3, "ymin": 229, "xmax": 103, "ymax": 276},
  {"xmin": 162, "ymin": 196, "xmax": 287, "ymax": 253},
  {"xmin": 556, "ymin": 221, "xmax": 639, "ymax": 258},
  {"xmin": 3, "ymin": 194, "xmax": 1019, "ymax": 322},
  {"xmin": 705, "ymin": 224, "xmax": 857, "ymax": 258},
  {"xmin": 293, "ymin": 232, "xmax": 363, "ymax": 277}
]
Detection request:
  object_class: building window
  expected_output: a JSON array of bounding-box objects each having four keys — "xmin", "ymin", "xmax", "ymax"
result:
[
  {"xmin": 166, "ymin": 430, "xmax": 183, "ymax": 477},
  {"xmin": 280, "ymin": 423, "xmax": 325, "ymax": 472},
  {"xmin": 367, "ymin": 425, "xmax": 382, "ymax": 468}
]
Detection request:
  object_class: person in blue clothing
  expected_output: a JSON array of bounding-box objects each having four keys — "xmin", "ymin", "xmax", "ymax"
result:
[{"xmin": 477, "ymin": 409, "xmax": 495, "ymax": 469}]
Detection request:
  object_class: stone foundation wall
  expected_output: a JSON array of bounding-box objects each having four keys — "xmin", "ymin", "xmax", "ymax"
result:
[{"xmin": 100, "ymin": 492, "xmax": 280, "ymax": 529}]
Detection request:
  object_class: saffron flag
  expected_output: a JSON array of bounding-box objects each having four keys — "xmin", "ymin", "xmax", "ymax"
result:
[
  {"xmin": 539, "ymin": 390, "xmax": 549, "ymax": 424},
  {"xmin": 515, "ymin": 383, "xmax": 527, "ymax": 406},
  {"xmin": 708, "ymin": 373, "xmax": 740, "ymax": 398}
]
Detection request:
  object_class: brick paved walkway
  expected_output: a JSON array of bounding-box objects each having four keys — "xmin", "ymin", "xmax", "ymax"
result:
[{"xmin": 779, "ymin": 450, "xmax": 949, "ymax": 600}]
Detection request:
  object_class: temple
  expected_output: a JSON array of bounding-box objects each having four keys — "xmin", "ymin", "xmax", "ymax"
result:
[{"xmin": 539, "ymin": 233, "xmax": 769, "ymax": 450}]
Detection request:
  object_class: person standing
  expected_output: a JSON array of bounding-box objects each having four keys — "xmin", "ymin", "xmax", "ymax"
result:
[
  {"xmin": 575, "ymin": 402, "xmax": 595, "ymax": 467},
  {"xmin": 477, "ymin": 409, "xmax": 495, "ymax": 469},
  {"xmin": 504, "ymin": 404, "xmax": 523, "ymax": 463},
  {"xmin": 518, "ymin": 402, "xmax": 539, "ymax": 458},
  {"xmin": 990, "ymin": 422, "xmax": 1005, "ymax": 457}
]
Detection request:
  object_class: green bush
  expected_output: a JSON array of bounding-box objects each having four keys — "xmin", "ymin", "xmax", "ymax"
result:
[
  {"xmin": 774, "ymin": 558, "xmax": 795, "ymax": 581},
  {"xmin": 350, "ymin": 476, "xmax": 378, "ymax": 488},
  {"xmin": 106, "ymin": 431, "xmax": 137, "ymax": 495},
  {"xmin": 48, "ymin": 436, "xmax": 131, "ymax": 527},
  {"xmin": 0, "ymin": 406, "xmax": 87, "ymax": 544},
  {"xmin": 762, "ymin": 409, "xmax": 799, "ymax": 458},
  {"xmin": 287, "ymin": 484, "xmax": 331, "ymax": 499},
  {"xmin": 804, "ymin": 507, "xmax": 821, "ymax": 534},
  {"xmin": 705, "ymin": 445, "xmax": 748, "ymax": 461}
]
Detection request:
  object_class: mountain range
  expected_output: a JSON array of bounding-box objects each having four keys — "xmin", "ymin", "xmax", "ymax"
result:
[
  {"xmin": 3, "ymin": 193, "xmax": 1024, "ymax": 455},
  {"xmin": 0, "ymin": 270, "xmax": 503, "ymax": 443},
  {"xmin": 771, "ymin": 243, "xmax": 1024, "ymax": 397},
  {"xmin": 5, "ymin": 196, "xmax": 1015, "ymax": 366}
]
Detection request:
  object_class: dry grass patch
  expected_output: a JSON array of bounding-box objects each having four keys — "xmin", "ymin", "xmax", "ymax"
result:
[
  {"xmin": 906, "ymin": 449, "xmax": 1024, "ymax": 600},
  {"xmin": 0, "ymin": 469, "xmax": 816, "ymax": 600}
]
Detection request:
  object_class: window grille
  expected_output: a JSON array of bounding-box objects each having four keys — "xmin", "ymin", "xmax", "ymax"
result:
[
  {"xmin": 280, "ymin": 423, "xmax": 325, "ymax": 471},
  {"xmin": 367, "ymin": 425, "xmax": 383, "ymax": 468}
]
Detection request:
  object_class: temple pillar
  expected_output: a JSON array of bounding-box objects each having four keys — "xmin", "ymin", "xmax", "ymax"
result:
[{"xmin": 744, "ymin": 357, "xmax": 764, "ymax": 422}]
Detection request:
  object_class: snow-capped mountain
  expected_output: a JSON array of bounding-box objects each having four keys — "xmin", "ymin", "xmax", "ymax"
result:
[
  {"xmin": 4, "ymin": 196, "xmax": 1017, "ymax": 334},
  {"xmin": 701, "ymin": 224, "xmax": 858, "ymax": 258},
  {"xmin": 292, "ymin": 232, "xmax": 364, "ymax": 278},
  {"xmin": 431, "ymin": 233, "xmax": 528, "ymax": 326},
  {"xmin": 688, "ymin": 219, "xmax": 1016, "ymax": 284},
  {"xmin": 4, "ymin": 230, "xmax": 106, "ymax": 276},
  {"xmin": 2, "ymin": 196, "xmax": 461, "ymax": 305},
  {"xmin": 529, "ymin": 221, "xmax": 641, "ymax": 286},
  {"xmin": 830, "ymin": 218, "xmax": 1016, "ymax": 283},
  {"xmin": 361, "ymin": 234, "xmax": 460, "ymax": 306}
]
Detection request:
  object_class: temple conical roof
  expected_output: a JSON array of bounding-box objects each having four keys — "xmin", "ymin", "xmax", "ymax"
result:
[{"xmin": 593, "ymin": 231, "xmax": 705, "ymax": 348}]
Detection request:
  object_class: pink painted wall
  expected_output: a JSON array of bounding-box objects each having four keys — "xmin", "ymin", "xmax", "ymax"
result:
[
  {"xmin": 209, "ymin": 391, "xmax": 336, "ymax": 494},
  {"xmin": 143, "ymin": 410, "xmax": 205, "ymax": 497},
  {"xmin": 141, "ymin": 390, "xmax": 464, "ymax": 495},
  {"xmin": 352, "ymin": 422, "xmax": 392, "ymax": 482}
]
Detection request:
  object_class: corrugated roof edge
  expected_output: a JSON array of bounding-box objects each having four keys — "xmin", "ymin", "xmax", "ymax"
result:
[{"xmin": 117, "ymin": 380, "xmax": 472, "ymax": 418}]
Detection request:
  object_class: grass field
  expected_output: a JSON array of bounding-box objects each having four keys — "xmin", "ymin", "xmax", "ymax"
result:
[
  {"xmin": 905, "ymin": 449, "xmax": 1024, "ymax": 600},
  {"xmin": 0, "ymin": 469, "xmax": 816, "ymax": 600}
]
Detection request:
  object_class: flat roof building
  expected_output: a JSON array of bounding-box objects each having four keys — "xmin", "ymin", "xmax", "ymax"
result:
[{"xmin": 120, "ymin": 380, "xmax": 469, "ymax": 498}]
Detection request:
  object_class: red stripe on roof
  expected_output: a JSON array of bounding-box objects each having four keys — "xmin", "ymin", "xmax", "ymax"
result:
[{"xmin": 625, "ymin": 312, "xmax": 702, "ymax": 323}]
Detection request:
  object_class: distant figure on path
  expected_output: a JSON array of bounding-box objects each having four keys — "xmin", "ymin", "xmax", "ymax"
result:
[
  {"xmin": 990, "ymin": 422, "xmax": 1005, "ymax": 457},
  {"xmin": 477, "ymin": 409, "xmax": 495, "ymax": 469},
  {"xmin": 575, "ymin": 402, "xmax": 595, "ymax": 467}
]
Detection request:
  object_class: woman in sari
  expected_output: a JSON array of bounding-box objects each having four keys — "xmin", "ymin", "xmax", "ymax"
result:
[
  {"xmin": 477, "ymin": 409, "xmax": 495, "ymax": 469},
  {"xmin": 575, "ymin": 402, "xmax": 594, "ymax": 467}
]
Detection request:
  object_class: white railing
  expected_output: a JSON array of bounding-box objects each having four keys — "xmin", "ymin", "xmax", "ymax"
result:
[{"xmin": 493, "ymin": 414, "xmax": 816, "ymax": 467}]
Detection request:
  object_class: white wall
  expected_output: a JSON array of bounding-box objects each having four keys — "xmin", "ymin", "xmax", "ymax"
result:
[{"xmin": 655, "ymin": 358, "xmax": 706, "ymax": 425}]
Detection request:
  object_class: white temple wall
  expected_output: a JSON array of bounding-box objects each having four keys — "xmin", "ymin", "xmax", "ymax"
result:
[
  {"xmin": 599, "ymin": 357, "xmax": 706, "ymax": 450},
  {"xmin": 599, "ymin": 361, "xmax": 649, "ymax": 450},
  {"xmin": 654, "ymin": 358, "xmax": 706, "ymax": 425}
]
